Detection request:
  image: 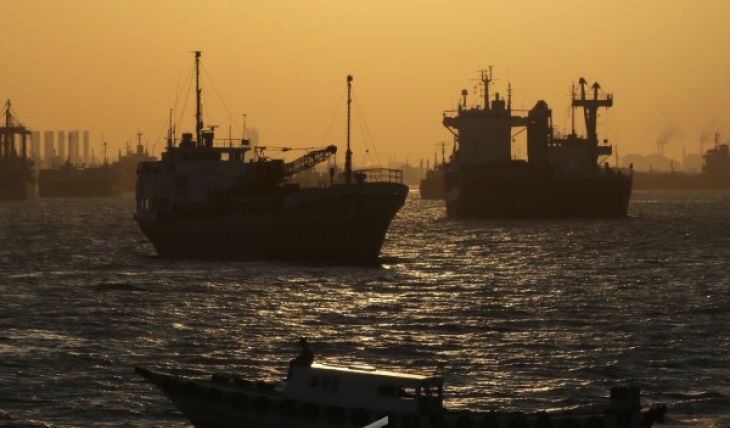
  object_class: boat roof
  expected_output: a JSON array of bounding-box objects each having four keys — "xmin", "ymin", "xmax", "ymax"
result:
[{"xmin": 310, "ymin": 362, "xmax": 440, "ymax": 382}]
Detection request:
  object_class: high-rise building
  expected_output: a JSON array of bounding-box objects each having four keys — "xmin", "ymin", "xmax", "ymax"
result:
[
  {"xmin": 68, "ymin": 130, "xmax": 80, "ymax": 165},
  {"xmin": 83, "ymin": 130, "xmax": 90, "ymax": 165},
  {"xmin": 30, "ymin": 131, "xmax": 41, "ymax": 162},
  {"xmin": 44, "ymin": 131, "xmax": 55, "ymax": 167},
  {"xmin": 57, "ymin": 131, "xmax": 66, "ymax": 162}
]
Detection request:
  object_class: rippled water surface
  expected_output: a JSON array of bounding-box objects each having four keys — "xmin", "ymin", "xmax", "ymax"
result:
[{"xmin": 1, "ymin": 191, "xmax": 728, "ymax": 427}]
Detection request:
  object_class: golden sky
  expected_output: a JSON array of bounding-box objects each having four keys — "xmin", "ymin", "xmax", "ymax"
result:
[{"xmin": 2, "ymin": 0, "xmax": 729, "ymax": 165}]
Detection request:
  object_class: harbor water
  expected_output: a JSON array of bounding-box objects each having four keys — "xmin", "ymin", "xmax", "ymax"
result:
[{"xmin": 1, "ymin": 191, "xmax": 728, "ymax": 427}]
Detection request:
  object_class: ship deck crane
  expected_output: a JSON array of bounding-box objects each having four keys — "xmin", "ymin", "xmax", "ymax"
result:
[{"xmin": 284, "ymin": 145, "xmax": 337, "ymax": 177}]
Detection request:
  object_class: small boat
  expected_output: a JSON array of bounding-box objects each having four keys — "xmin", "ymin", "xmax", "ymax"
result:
[{"xmin": 136, "ymin": 358, "xmax": 666, "ymax": 428}]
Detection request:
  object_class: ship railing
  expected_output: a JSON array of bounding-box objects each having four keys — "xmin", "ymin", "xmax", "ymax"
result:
[{"xmin": 353, "ymin": 168, "xmax": 403, "ymax": 184}]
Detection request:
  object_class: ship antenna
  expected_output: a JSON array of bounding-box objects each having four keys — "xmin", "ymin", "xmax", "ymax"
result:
[
  {"xmin": 571, "ymin": 82, "xmax": 576, "ymax": 135},
  {"xmin": 478, "ymin": 66, "xmax": 493, "ymax": 111},
  {"xmin": 507, "ymin": 82, "xmax": 512, "ymax": 113},
  {"xmin": 345, "ymin": 75, "xmax": 353, "ymax": 185},
  {"xmin": 242, "ymin": 114, "xmax": 248, "ymax": 139},
  {"xmin": 4, "ymin": 100, "xmax": 11, "ymax": 129},
  {"xmin": 194, "ymin": 51, "xmax": 203, "ymax": 146},
  {"xmin": 167, "ymin": 108, "xmax": 174, "ymax": 149},
  {"xmin": 137, "ymin": 131, "xmax": 143, "ymax": 154}
]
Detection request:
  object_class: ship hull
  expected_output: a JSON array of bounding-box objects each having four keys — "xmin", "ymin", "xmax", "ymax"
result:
[
  {"xmin": 419, "ymin": 170, "xmax": 445, "ymax": 200},
  {"xmin": 632, "ymin": 171, "xmax": 730, "ymax": 190},
  {"xmin": 135, "ymin": 367, "xmax": 665, "ymax": 428},
  {"xmin": 0, "ymin": 161, "xmax": 36, "ymax": 201},
  {"xmin": 136, "ymin": 183, "xmax": 407, "ymax": 263},
  {"xmin": 39, "ymin": 167, "xmax": 120, "ymax": 198},
  {"xmin": 446, "ymin": 162, "xmax": 632, "ymax": 219}
]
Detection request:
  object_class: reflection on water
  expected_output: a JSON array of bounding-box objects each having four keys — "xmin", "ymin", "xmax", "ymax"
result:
[{"xmin": 0, "ymin": 191, "xmax": 729, "ymax": 427}]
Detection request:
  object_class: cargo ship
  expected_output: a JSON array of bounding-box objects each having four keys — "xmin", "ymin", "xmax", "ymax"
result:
[
  {"xmin": 443, "ymin": 70, "xmax": 631, "ymax": 218},
  {"xmin": 418, "ymin": 143, "xmax": 448, "ymax": 200},
  {"xmin": 38, "ymin": 161, "xmax": 120, "ymax": 198},
  {"xmin": 419, "ymin": 164, "xmax": 446, "ymax": 200},
  {"xmin": 135, "ymin": 52, "xmax": 407, "ymax": 263},
  {"xmin": 135, "ymin": 354, "xmax": 667, "ymax": 428},
  {"xmin": 112, "ymin": 131, "xmax": 156, "ymax": 192},
  {"xmin": 633, "ymin": 132, "xmax": 729, "ymax": 190},
  {"xmin": 0, "ymin": 100, "xmax": 36, "ymax": 200}
]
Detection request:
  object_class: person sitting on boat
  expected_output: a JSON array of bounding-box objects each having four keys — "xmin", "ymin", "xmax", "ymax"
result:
[
  {"xmin": 286, "ymin": 338, "xmax": 314, "ymax": 380},
  {"xmin": 291, "ymin": 337, "xmax": 314, "ymax": 366}
]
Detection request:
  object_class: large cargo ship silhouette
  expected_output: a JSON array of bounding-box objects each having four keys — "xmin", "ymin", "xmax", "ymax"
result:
[
  {"xmin": 443, "ymin": 69, "xmax": 631, "ymax": 218},
  {"xmin": 0, "ymin": 100, "xmax": 36, "ymax": 200},
  {"xmin": 135, "ymin": 53, "xmax": 407, "ymax": 263}
]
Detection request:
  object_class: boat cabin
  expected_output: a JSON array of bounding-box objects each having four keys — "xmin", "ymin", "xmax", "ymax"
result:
[{"xmin": 286, "ymin": 363, "xmax": 444, "ymax": 413}]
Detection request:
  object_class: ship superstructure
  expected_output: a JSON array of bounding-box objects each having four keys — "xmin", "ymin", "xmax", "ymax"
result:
[
  {"xmin": 701, "ymin": 131, "xmax": 730, "ymax": 186},
  {"xmin": 135, "ymin": 52, "xmax": 407, "ymax": 263},
  {"xmin": 443, "ymin": 70, "xmax": 631, "ymax": 218},
  {"xmin": 0, "ymin": 100, "xmax": 36, "ymax": 200},
  {"xmin": 112, "ymin": 131, "xmax": 156, "ymax": 192}
]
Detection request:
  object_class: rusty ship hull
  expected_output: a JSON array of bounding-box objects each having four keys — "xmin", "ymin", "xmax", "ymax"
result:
[
  {"xmin": 136, "ymin": 182, "xmax": 407, "ymax": 263},
  {"xmin": 446, "ymin": 162, "xmax": 631, "ymax": 218}
]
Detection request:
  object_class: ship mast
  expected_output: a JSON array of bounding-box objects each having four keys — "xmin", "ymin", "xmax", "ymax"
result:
[
  {"xmin": 573, "ymin": 77, "xmax": 612, "ymax": 144},
  {"xmin": 195, "ymin": 51, "xmax": 203, "ymax": 145},
  {"xmin": 345, "ymin": 75, "xmax": 353, "ymax": 185},
  {"xmin": 167, "ymin": 108, "xmax": 174, "ymax": 149},
  {"xmin": 479, "ymin": 66, "xmax": 493, "ymax": 111}
]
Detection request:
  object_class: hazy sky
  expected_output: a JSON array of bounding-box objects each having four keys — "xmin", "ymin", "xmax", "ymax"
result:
[{"xmin": 3, "ymin": 0, "xmax": 729, "ymax": 165}]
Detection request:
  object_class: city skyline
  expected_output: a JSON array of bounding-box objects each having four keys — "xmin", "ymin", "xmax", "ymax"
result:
[{"xmin": 3, "ymin": 0, "xmax": 729, "ymax": 164}]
